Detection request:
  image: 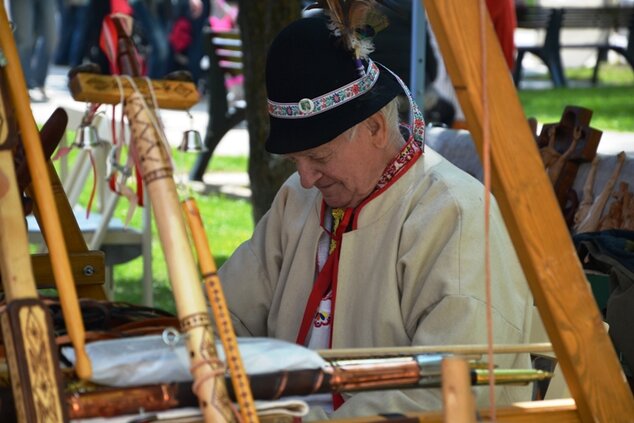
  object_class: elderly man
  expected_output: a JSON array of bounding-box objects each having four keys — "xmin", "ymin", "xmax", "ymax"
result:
[{"xmin": 218, "ymin": 11, "xmax": 533, "ymax": 420}]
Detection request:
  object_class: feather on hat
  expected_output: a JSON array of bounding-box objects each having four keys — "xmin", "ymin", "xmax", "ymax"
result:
[{"xmin": 307, "ymin": 0, "xmax": 388, "ymax": 66}]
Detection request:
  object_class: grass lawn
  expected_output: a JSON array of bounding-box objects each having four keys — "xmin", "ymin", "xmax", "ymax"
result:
[
  {"xmin": 49, "ymin": 64, "xmax": 633, "ymax": 313},
  {"xmin": 518, "ymin": 64, "xmax": 634, "ymax": 131},
  {"xmin": 107, "ymin": 154, "xmax": 253, "ymax": 312}
]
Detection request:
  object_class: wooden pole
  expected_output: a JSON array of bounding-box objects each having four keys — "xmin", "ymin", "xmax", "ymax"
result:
[
  {"xmin": 182, "ymin": 196, "xmax": 259, "ymax": 423},
  {"xmin": 124, "ymin": 92, "xmax": 234, "ymax": 423},
  {"xmin": 318, "ymin": 343, "xmax": 553, "ymax": 359},
  {"xmin": 441, "ymin": 358, "xmax": 476, "ymax": 423},
  {"xmin": 423, "ymin": 0, "xmax": 634, "ymax": 420},
  {"xmin": 0, "ymin": 4, "xmax": 91, "ymax": 380}
]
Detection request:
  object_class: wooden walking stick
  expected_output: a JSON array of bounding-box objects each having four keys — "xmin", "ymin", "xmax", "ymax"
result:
[
  {"xmin": 182, "ymin": 196, "xmax": 259, "ymax": 423},
  {"xmin": 0, "ymin": 69, "xmax": 67, "ymax": 423},
  {"xmin": 0, "ymin": 5, "xmax": 91, "ymax": 380},
  {"xmin": 124, "ymin": 92, "xmax": 235, "ymax": 422}
]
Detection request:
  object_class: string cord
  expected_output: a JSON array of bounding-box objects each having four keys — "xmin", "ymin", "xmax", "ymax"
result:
[
  {"xmin": 479, "ymin": 0, "xmax": 496, "ymax": 421},
  {"xmin": 109, "ymin": 75, "xmax": 139, "ymax": 227},
  {"xmin": 121, "ymin": 75, "xmax": 176, "ymax": 172},
  {"xmin": 190, "ymin": 358, "xmax": 244, "ymax": 423}
]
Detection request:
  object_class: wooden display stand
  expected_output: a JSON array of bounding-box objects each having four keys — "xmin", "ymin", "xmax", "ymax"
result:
[{"xmin": 424, "ymin": 0, "xmax": 634, "ymax": 421}]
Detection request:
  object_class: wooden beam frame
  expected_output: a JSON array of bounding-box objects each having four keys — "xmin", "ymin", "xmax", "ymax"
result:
[
  {"xmin": 69, "ymin": 73, "xmax": 200, "ymax": 110},
  {"xmin": 423, "ymin": 0, "xmax": 634, "ymax": 421}
]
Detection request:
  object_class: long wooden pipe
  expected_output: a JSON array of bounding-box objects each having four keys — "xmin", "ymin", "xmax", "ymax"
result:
[
  {"xmin": 0, "ymin": 4, "xmax": 91, "ymax": 380},
  {"xmin": 182, "ymin": 196, "xmax": 259, "ymax": 423},
  {"xmin": 318, "ymin": 343, "xmax": 553, "ymax": 360},
  {"xmin": 124, "ymin": 92, "xmax": 234, "ymax": 423}
]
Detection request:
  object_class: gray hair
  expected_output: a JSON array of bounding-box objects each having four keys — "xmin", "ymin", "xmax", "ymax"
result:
[
  {"xmin": 344, "ymin": 97, "xmax": 404, "ymax": 147},
  {"xmin": 380, "ymin": 97, "xmax": 405, "ymax": 148}
]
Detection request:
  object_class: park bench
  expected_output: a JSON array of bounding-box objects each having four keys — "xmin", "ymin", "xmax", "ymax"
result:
[
  {"xmin": 514, "ymin": 5, "xmax": 634, "ymax": 87},
  {"xmin": 190, "ymin": 26, "xmax": 245, "ymax": 181}
]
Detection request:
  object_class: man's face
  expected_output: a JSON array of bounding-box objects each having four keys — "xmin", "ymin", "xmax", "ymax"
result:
[{"xmin": 285, "ymin": 114, "xmax": 393, "ymax": 209}]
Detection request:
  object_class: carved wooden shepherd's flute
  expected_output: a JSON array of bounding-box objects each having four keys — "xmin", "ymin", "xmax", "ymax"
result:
[
  {"xmin": 182, "ymin": 196, "xmax": 259, "ymax": 423},
  {"xmin": 0, "ymin": 4, "xmax": 91, "ymax": 382},
  {"xmin": 124, "ymin": 92, "xmax": 235, "ymax": 422}
]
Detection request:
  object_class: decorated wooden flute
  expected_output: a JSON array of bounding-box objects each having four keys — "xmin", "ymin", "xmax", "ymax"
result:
[
  {"xmin": 124, "ymin": 91, "xmax": 235, "ymax": 422},
  {"xmin": 182, "ymin": 196, "xmax": 259, "ymax": 423}
]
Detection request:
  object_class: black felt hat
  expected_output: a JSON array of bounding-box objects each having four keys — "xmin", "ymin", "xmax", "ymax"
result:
[{"xmin": 264, "ymin": 16, "xmax": 402, "ymax": 155}]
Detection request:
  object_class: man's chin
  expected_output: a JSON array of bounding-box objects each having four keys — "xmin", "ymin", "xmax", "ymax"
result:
[
  {"xmin": 322, "ymin": 196, "xmax": 346, "ymax": 209},
  {"xmin": 320, "ymin": 189, "xmax": 360, "ymax": 209},
  {"xmin": 322, "ymin": 196, "xmax": 357, "ymax": 209}
]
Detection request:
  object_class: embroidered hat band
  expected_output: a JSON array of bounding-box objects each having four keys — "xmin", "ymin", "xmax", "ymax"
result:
[
  {"xmin": 267, "ymin": 60, "xmax": 380, "ymax": 120},
  {"xmin": 264, "ymin": 17, "xmax": 403, "ymax": 154}
]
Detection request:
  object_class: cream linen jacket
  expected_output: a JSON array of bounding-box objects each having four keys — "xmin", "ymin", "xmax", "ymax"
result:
[{"xmin": 219, "ymin": 147, "xmax": 534, "ymax": 419}]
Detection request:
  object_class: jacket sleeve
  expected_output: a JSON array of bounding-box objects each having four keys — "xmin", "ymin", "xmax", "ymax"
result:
[{"xmin": 218, "ymin": 177, "xmax": 297, "ymax": 337}]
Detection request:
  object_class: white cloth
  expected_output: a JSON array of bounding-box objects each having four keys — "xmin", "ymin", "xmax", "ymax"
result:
[{"xmin": 62, "ymin": 336, "xmax": 327, "ymax": 387}]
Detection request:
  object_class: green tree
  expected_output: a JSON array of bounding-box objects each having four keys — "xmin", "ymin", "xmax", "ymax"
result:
[{"xmin": 237, "ymin": 0, "xmax": 301, "ymax": 222}]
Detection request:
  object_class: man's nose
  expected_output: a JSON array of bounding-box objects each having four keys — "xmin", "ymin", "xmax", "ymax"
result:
[{"xmin": 296, "ymin": 161, "xmax": 322, "ymax": 189}]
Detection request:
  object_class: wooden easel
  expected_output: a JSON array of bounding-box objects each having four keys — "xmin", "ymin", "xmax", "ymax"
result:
[
  {"xmin": 424, "ymin": 0, "xmax": 634, "ymax": 421},
  {"xmin": 1, "ymin": 105, "xmax": 109, "ymax": 299},
  {"xmin": 29, "ymin": 160, "xmax": 109, "ymax": 300}
]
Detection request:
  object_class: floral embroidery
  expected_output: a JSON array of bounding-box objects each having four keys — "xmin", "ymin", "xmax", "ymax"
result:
[
  {"xmin": 375, "ymin": 138, "xmax": 422, "ymax": 190},
  {"xmin": 268, "ymin": 61, "xmax": 380, "ymax": 119},
  {"xmin": 313, "ymin": 290, "xmax": 333, "ymax": 328},
  {"xmin": 381, "ymin": 65, "xmax": 426, "ymax": 149},
  {"xmin": 314, "ymin": 311, "xmax": 331, "ymax": 328}
]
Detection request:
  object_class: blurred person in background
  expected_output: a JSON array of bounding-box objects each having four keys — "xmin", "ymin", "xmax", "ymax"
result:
[{"xmin": 9, "ymin": 0, "xmax": 59, "ymax": 102}]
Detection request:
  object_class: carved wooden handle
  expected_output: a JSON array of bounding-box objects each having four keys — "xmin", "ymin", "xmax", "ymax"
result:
[{"xmin": 0, "ymin": 152, "xmax": 68, "ymax": 422}]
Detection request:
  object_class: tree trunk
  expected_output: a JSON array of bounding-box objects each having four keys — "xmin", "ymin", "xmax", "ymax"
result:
[{"xmin": 237, "ymin": 1, "xmax": 300, "ymax": 223}]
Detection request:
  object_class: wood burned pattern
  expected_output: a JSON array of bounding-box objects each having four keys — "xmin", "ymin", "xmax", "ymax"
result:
[
  {"xmin": 124, "ymin": 93, "xmax": 173, "ymax": 184},
  {"xmin": 22, "ymin": 305, "xmax": 64, "ymax": 421},
  {"xmin": 180, "ymin": 312, "xmax": 211, "ymax": 332},
  {"xmin": 70, "ymin": 74, "xmax": 199, "ymax": 109}
]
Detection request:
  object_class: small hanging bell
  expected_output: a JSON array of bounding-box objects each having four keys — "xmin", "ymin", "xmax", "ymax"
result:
[
  {"xmin": 74, "ymin": 124, "xmax": 100, "ymax": 149},
  {"xmin": 178, "ymin": 130, "xmax": 207, "ymax": 153}
]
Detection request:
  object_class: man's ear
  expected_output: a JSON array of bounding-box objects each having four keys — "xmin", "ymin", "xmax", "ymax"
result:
[{"xmin": 366, "ymin": 111, "xmax": 387, "ymax": 148}]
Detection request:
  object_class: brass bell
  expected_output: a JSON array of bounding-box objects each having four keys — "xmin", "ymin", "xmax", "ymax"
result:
[
  {"xmin": 178, "ymin": 130, "xmax": 207, "ymax": 153},
  {"xmin": 74, "ymin": 124, "xmax": 100, "ymax": 149}
]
